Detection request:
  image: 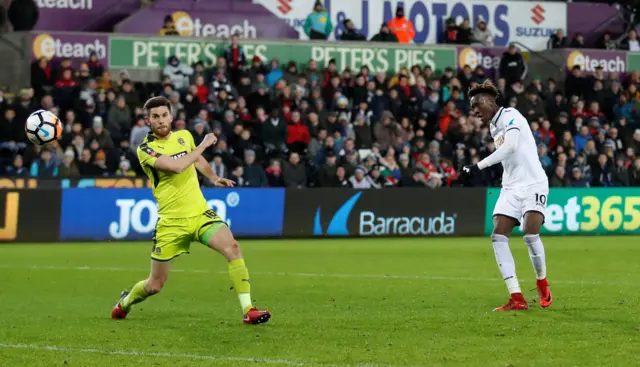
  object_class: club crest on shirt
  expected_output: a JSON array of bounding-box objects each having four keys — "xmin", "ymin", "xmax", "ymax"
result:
[{"xmin": 178, "ymin": 138, "xmax": 185, "ymax": 146}]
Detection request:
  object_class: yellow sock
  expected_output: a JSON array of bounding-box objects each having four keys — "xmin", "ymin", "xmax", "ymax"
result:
[
  {"xmin": 121, "ymin": 280, "xmax": 149, "ymax": 311},
  {"xmin": 228, "ymin": 259, "xmax": 253, "ymax": 314}
]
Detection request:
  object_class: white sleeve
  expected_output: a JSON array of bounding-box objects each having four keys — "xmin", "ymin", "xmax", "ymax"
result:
[{"xmin": 478, "ymin": 127, "xmax": 520, "ymax": 170}]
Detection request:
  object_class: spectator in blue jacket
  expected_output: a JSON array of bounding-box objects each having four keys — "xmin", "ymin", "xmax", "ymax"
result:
[
  {"xmin": 538, "ymin": 144, "xmax": 553, "ymax": 173},
  {"xmin": 243, "ymin": 150, "xmax": 268, "ymax": 187},
  {"xmin": 6, "ymin": 155, "xmax": 29, "ymax": 177},
  {"xmin": 266, "ymin": 59, "xmax": 284, "ymax": 87},
  {"xmin": 30, "ymin": 149, "xmax": 58, "ymax": 178},
  {"xmin": 613, "ymin": 94, "xmax": 634, "ymax": 123},
  {"xmin": 570, "ymin": 167, "xmax": 590, "ymax": 187},
  {"xmin": 574, "ymin": 126, "xmax": 591, "ymax": 154}
]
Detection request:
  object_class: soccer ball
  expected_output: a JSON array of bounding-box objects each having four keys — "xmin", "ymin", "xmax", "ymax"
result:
[{"xmin": 25, "ymin": 109, "xmax": 62, "ymax": 146}]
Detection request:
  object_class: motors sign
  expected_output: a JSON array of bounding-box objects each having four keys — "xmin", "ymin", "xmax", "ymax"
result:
[{"xmin": 255, "ymin": 0, "xmax": 567, "ymax": 51}]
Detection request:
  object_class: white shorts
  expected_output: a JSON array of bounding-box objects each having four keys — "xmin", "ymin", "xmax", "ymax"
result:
[{"xmin": 493, "ymin": 184, "xmax": 548, "ymax": 225}]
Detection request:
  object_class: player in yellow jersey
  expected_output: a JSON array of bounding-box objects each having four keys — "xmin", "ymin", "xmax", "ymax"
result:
[{"xmin": 111, "ymin": 96, "xmax": 271, "ymax": 325}]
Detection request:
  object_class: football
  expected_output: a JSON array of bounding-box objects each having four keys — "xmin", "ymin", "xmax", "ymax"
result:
[{"xmin": 25, "ymin": 109, "xmax": 62, "ymax": 146}]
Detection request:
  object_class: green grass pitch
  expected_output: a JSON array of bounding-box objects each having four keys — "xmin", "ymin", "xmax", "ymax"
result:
[{"xmin": 0, "ymin": 237, "xmax": 639, "ymax": 367}]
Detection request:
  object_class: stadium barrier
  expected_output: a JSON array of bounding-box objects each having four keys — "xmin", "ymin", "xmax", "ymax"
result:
[
  {"xmin": 0, "ymin": 189, "xmax": 61, "ymax": 242},
  {"xmin": 2, "ymin": 187, "xmax": 639, "ymax": 243}
]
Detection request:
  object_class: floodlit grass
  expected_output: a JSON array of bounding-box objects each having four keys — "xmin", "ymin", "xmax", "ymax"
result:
[{"xmin": 0, "ymin": 237, "xmax": 638, "ymax": 366}]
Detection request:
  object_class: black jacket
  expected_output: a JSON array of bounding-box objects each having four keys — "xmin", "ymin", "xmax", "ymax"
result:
[
  {"xmin": 341, "ymin": 29, "xmax": 366, "ymax": 41},
  {"xmin": 548, "ymin": 34, "xmax": 566, "ymax": 49},
  {"xmin": 370, "ymin": 32, "xmax": 398, "ymax": 43},
  {"xmin": 499, "ymin": 52, "xmax": 527, "ymax": 86}
]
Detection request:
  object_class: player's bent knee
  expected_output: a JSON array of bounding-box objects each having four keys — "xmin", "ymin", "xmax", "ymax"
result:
[{"xmin": 219, "ymin": 240, "xmax": 242, "ymax": 260}]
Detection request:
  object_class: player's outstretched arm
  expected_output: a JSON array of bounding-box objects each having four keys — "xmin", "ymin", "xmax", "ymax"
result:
[
  {"xmin": 154, "ymin": 133, "xmax": 217, "ymax": 174},
  {"xmin": 195, "ymin": 155, "xmax": 235, "ymax": 187},
  {"xmin": 477, "ymin": 127, "xmax": 520, "ymax": 170}
]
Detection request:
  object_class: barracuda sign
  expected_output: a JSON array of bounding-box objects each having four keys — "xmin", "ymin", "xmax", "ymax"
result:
[{"xmin": 313, "ymin": 192, "xmax": 456, "ymax": 236}]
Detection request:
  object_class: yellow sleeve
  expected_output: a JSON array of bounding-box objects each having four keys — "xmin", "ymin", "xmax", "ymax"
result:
[
  {"xmin": 182, "ymin": 130, "xmax": 197, "ymax": 152},
  {"xmin": 137, "ymin": 143, "xmax": 162, "ymax": 167}
]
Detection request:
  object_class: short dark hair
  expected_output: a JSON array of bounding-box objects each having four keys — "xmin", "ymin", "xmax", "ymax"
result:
[
  {"xmin": 144, "ymin": 96, "xmax": 171, "ymax": 113},
  {"xmin": 468, "ymin": 79, "xmax": 499, "ymax": 99}
]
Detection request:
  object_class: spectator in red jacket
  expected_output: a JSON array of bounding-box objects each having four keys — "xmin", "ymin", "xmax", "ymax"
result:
[
  {"xmin": 194, "ymin": 75, "xmax": 209, "ymax": 104},
  {"xmin": 286, "ymin": 110, "xmax": 310, "ymax": 154}
]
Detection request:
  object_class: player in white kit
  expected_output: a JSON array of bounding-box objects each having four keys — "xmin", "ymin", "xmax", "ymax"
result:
[{"xmin": 463, "ymin": 80, "xmax": 552, "ymax": 311}]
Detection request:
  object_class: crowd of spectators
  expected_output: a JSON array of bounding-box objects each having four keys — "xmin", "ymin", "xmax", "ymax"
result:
[{"xmin": 2, "ymin": 29, "xmax": 640, "ymax": 188}]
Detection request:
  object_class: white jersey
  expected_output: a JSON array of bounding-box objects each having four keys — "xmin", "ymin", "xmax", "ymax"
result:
[{"xmin": 489, "ymin": 107, "xmax": 547, "ymax": 189}]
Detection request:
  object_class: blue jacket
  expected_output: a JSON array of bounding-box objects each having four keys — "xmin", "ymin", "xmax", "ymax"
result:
[
  {"xmin": 30, "ymin": 160, "xmax": 58, "ymax": 178},
  {"xmin": 266, "ymin": 68, "xmax": 283, "ymax": 87}
]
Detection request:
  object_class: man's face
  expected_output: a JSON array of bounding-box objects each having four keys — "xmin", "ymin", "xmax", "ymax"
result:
[
  {"xmin": 246, "ymin": 155, "xmax": 255, "ymax": 165},
  {"xmin": 470, "ymin": 95, "xmax": 494, "ymax": 123},
  {"xmin": 292, "ymin": 112, "xmax": 300, "ymax": 123},
  {"xmin": 9, "ymin": 154, "xmax": 26, "ymax": 169},
  {"xmin": 345, "ymin": 139, "xmax": 355, "ymax": 150},
  {"xmin": 580, "ymin": 127, "xmax": 589, "ymax": 137},
  {"xmin": 5, "ymin": 109, "xmax": 15, "ymax": 120},
  {"xmin": 599, "ymin": 155, "xmax": 607, "ymax": 165},
  {"xmin": 147, "ymin": 106, "xmax": 173, "ymax": 137},
  {"xmin": 573, "ymin": 170, "xmax": 581, "ymax": 179},
  {"xmin": 290, "ymin": 153, "xmax": 300, "ymax": 165}
]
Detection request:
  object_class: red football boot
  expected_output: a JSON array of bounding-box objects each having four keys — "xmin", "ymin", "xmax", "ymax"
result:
[
  {"xmin": 537, "ymin": 278, "xmax": 553, "ymax": 308},
  {"xmin": 111, "ymin": 291, "xmax": 129, "ymax": 319},
  {"xmin": 243, "ymin": 308, "xmax": 271, "ymax": 325},
  {"xmin": 493, "ymin": 293, "xmax": 529, "ymax": 311}
]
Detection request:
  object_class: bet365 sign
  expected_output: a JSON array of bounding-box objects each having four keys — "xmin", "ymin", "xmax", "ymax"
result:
[{"xmin": 484, "ymin": 188, "xmax": 640, "ymax": 235}]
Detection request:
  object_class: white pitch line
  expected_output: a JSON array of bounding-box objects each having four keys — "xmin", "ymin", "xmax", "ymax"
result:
[
  {"xmin": 0, "ymin": 343, "xmax": 398, "ymax": 367},
  {"xmin": 0, "ymin": 264, "xmax": 634, "ymax": 286},
  {"xmin": 0, "ymin": 343, "xmax": 320, "ymax": 366}
]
